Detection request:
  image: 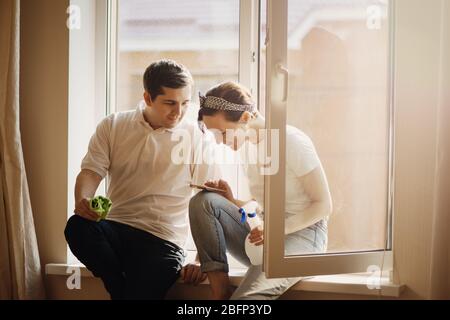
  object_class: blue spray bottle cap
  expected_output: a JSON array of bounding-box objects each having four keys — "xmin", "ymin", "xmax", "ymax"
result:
[
  {"xmin": 239, "ymin": 208, "xmax": 246, "ymax": 223},
  {"xmin": 239, "ymin": 208, "xmax": 257, "ymax": 223}
]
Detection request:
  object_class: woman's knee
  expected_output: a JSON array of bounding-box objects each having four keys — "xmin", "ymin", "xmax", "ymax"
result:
[{"xmin": 189, "ymin": 191, "xmax": 223, "ymax": 217}]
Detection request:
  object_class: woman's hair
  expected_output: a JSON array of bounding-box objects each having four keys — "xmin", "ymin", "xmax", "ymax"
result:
[
  {"xmin": 198, "ymin": 81, "xmax": 255, "ymax": 122},
  {"xmin": 143, "ymin": 59, "xmax": 193, "ymax": 101}
]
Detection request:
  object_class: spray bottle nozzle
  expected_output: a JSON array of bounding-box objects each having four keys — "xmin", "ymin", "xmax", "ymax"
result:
[
  {"xmin": 239, "ymin": 208, "xmax": 246, "ymax": 223},
  {"xmin": 239, "ymin": 208, "xmax": 257, "ymax": 223}
]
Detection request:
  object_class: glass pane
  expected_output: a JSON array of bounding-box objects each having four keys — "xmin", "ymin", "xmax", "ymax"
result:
[
  {"xmin": 261, "ymin": 0, "xmax": 391, "ymax": 257},
  {"xmin": 117, "ymin": 0, "xmax": 240, "ymax": 121}
]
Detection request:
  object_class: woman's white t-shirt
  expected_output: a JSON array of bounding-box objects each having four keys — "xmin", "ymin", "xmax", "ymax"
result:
[{"xmin": 244, "ymin": 125, "xmax": 323, "ymax": 218}]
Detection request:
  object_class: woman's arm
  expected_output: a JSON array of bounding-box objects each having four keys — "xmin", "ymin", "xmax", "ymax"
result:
[
  {"xmin": 204, "ymin": 179, "xmax": 252, "ymax": 208},
  {"xmin": 284, "ymin": 166, "xmax": 332, "ymax": 235}
]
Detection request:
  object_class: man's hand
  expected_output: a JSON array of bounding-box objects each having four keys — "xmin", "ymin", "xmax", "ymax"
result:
[
  {"xmin": 74, "ymin": 170, "xmax": 103, "ymax": 222},
  {"xmin": 248, "ymin": 226, "xmax": 264, "ymax": 246},
  {"xmin": 74, "ymin": 198, "xmax": 100, "ymax": 222},
  {"xmin": 180, "ymin": 263, "xmax": 207, "ymax": 286},
  {"xmin": 204, "ymin": 179, "xmax": 234, "ymax": 203}
]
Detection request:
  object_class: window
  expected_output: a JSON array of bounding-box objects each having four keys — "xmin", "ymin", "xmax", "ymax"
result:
[
  {"xmin": 68, "ymin": 0, "xmax": 394, "ymax": 278},
  {"xmin": 116, "ymin": 0, "xmax": 239, "ymax": 114},
  {"xmin": 263, "ymin": 0, "xmax": 394, "ymax": 277}
]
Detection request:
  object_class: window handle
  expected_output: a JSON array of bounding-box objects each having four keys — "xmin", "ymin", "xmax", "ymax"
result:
[{"xmin": 276, "ymin": 63, "xmax": 289, "ymax": 103}]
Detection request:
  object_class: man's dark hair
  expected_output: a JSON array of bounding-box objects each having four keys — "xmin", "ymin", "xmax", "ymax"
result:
[{"xmin": 143, "ymin": 59, "xmax": 193, "ymax": 101}]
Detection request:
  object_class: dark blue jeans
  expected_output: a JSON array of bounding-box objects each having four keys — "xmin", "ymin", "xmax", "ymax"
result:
[{"xmin": 64, "ymin": 215, "xmax": 184, "ymax": 300}]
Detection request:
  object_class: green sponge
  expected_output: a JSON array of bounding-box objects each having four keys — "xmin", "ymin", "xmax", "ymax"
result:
[{"xmin": 89, "ymin": 195, "xmax": 112, "ymax": 222}]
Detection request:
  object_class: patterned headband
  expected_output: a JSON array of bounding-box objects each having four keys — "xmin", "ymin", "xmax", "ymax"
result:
[{"xmin": 199, "ymin": 93, "xmax": 255, "ymax": 113}]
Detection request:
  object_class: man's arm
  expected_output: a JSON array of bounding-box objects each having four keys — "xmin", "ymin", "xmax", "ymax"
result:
[{"xmin": 73, "ymin": 169, "xmax": 103, "ymax": 221}]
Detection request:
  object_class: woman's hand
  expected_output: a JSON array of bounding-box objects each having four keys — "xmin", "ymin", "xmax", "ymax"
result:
[
  {"xmin": 248, "ymin": 226, "xmax": 264, "ymax": 246},
  {"xmin": 204, "ymin": 179, "xmax": 235, "ymax": 203}
]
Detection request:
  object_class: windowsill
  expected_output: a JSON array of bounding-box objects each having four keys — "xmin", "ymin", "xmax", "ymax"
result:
[{"xmin": 45, "ymin": 263, "xmax": 404, "ymax": 298}]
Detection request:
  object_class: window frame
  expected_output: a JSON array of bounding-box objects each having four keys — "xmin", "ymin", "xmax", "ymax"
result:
[
  {"xmin": 239, "ymin": 0, "xmax": 260, "ymax": 103},
  {"xmin": 77, "ymin": 0, "xmax": 396, "ymax": 278},
  {"xmin": 67, "ymin": 0, "xmax": 110, "ymax": 264},
  {"xmin": 106, "ymin": 0, "xmax": 118, "ymax": 115},
  {"xmin": 262, "ymin": 0, "xmax": 395, "ymax": 278}
]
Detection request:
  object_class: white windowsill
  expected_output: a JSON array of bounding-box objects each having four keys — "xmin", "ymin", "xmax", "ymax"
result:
[{"xmin": 45, "ymin": 263, "xmax": 404, "ymax": 298}]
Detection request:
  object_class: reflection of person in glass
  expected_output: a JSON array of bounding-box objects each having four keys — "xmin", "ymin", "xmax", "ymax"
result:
[{"xmin": 189, "ymin": 81, "xmax": 332, "ymax": 300}]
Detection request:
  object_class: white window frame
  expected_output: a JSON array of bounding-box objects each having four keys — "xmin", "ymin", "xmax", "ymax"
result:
[
  {"xmin": 239, "ymin": 0, "xmax": 260, "ymax": 101},
  {"xmin": 67, "ymin": 0, "xmax": 110, "ymax": 264},
  {"xmin": 77, "ymin": 0, "xmax": 396, "ymax": 278},
  {"xmin": 106, "ymin": 0, "xmax": 118, "ymax": 115},
  {"xmin": 263, "ymin": 0, "xmax": 395, "ymax": 278}
]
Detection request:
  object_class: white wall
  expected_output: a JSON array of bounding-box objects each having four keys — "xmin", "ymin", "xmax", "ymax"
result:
[
  {"xmin": 429, "ymin": 0, "xmax": 450, "ymax": 299},
  {"xmin": 393, "ymin": 0, "xmax": 450, "ymax": 299},
  {"xmin": 21, "ymin": 0, "xmax": 70, "ymax": 272}
]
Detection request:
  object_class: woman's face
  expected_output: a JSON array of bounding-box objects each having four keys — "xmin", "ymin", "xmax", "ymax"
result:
[{"xmin": 202, "ymin": 113, "xmax": 248, "ymax": 151}]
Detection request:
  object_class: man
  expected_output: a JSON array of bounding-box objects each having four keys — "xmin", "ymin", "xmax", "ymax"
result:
[{"xmin": 64, "ymin": 59, "xmax": 217, "ymax": 299}]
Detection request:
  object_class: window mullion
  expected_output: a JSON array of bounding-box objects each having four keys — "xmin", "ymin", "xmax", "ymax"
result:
[
  {"xmin": 239, "ymin": 0, "xmax": 260, "ymax": 99},
  {"xmin": 106, "ymin": 0, "xmax": 118, "ymax": 115},
  {"xmin": 264, "ymin": 0, "xmax": 288, "ymax": 276}
]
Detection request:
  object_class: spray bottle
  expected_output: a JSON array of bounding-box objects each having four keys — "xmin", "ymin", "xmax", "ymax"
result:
[{"xmin": 239, "ymin": 200, "xmax": 263, "ymax": 265}]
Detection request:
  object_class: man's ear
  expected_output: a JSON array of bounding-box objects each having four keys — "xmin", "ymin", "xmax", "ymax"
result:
[{"xmin": 143, "ymin": 91, "xmax": 152, "ymax": 106}]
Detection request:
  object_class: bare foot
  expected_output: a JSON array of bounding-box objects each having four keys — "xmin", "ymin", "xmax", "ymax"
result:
[
  {"xmin": 210, "ymin": 286, "xmax": 233, "ymax": 300},
  {"xmin": 207, "ymin": 271, "xmax": 234, "ymax": 300}
]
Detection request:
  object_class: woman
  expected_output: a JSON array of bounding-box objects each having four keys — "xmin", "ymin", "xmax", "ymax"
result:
[{"xmin": 189, "ymin": 81, "xmax": 332, "ymax": 300}]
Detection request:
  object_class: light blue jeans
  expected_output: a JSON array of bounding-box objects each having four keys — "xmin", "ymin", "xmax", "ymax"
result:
[{"xmin": 189, "ymin": 191, "xmax": 328, "ymax": 300}]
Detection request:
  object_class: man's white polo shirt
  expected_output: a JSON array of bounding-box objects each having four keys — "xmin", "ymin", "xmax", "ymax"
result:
[{"xmin": 81, "ymin": 102, "xmax": 219, "ymax": 249}]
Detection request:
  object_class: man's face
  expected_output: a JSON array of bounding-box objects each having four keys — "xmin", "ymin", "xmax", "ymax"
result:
[{"xmin": 144, "ymin": 86, "xmax": 192, "ymax": 129}]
